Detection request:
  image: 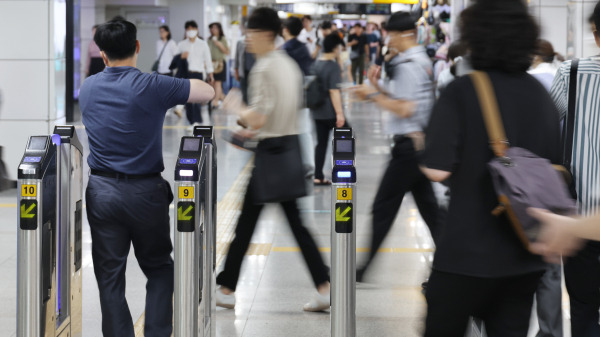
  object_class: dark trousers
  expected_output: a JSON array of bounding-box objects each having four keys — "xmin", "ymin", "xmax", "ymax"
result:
[
  {"xmin": 362, "ymin": 137, "xmax": 442, "ymax": 272},
  {"xmin": 351, "ymin": 57, "xmax": 365, "ymax": 84},
  {"xmin": 564, "ymin": 242, "xmax": 600, "ymax": 337},
  {"xmin": 186, "ymin": 72, "xmax": 204, "ymax": 124},
  {"xmin": 86, "ymin": 175, "xmax": 174, "ymax": 337},
  {"xmin": 535, "ymin": 263, "xmax": 563, "ymax": 337},
  {"xmin": 424, "ymin": 270, "xmax": 543, "ymax": 337},
  {"xmin": 216, "ymin": 181, "xmax": 329, "ymax": 291},
  {"xmin": 314, "ymin": 119, "xmax": 336, "ymax": 181}
]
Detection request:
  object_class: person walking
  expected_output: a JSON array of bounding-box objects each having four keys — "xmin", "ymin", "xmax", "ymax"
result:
[
  {"xmin": 79, "ymin": 19, "xmax": 214, "ymax": 337},
  {"xmin": 178, "ymin": 20, "xmax": 214, "ymax": 125},
  {"xmin": 207, "ymin": 22, "xmax": 230, "ymax": 111},
  {"xmin": 311, "ymin": 34, "xmax": 346, "ymax": 185},
  {"xmin": 420, "ymin": 1, "xmax": 561, "ymax": 335},
  {"xmin": 234, "ymin": 22, "xmax": 255, "ymax": 105},
  {"xmin": 347, "ymin": 23, "xmax": 369, "ymax": 84},
  {"xmin": 354, "ymin": 12, "xmax": 442, "ymax": 282},
  {"xmin": 216, "ymin": 7, "xmax": 331, "ymax": 313},
  {"xmin": 550, "ymin": 2, "xmax": 600, "ymax": 335},
  {"xmin": 155, "ymin": 25, "xmax": 178, "ymax": 76}
]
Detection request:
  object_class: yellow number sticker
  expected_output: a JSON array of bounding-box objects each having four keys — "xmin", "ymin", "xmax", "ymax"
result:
[
  {"xmin": 22, "ymin": 185, "xmax": 37, "ymax": 198},
  {"xmin": 337, "ymin": 188, "xmax": 352, "ymax": 201},
  {"xmin": 179, "ymin": 186, "xmax": 194, "ymax": 199}
]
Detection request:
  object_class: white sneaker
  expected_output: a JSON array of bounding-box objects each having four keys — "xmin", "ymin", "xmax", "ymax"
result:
[
  {"xmin": 216, "ymin": 287, "xmax": 235, "ymax": 309},
  {"xmin": 303, "ymin": 291, "xmax": 330, "ymax": 312}
]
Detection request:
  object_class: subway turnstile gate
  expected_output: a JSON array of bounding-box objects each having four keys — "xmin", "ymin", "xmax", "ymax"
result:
[
  {"xmin": 174, "ymin": 125, "xmax": 217, "ymax": 337},
  {"xmin": 17, "ymin": 126, "xmax": 83, "ymax": 337},
  {"xmin": 330, "ymin": 128, "xmax": 357, "ymax": 337}
]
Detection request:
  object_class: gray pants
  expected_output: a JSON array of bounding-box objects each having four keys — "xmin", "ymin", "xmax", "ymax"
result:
[{"xmin": 536, "ymin": 263, "xmax": 563, "ymax": 337}]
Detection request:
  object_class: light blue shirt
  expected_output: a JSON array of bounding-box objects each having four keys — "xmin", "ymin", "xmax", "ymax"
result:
[{"xmin": 383, "ymin": 46, "xmax": 434, "ymax": 136}]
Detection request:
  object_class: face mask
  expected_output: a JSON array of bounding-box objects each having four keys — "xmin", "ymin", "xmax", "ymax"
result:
[{"xmin": 187, "ymin": 30, "xmax": 198, "ymax": 39}]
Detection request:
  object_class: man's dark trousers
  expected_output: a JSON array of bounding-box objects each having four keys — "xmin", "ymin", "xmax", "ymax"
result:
[
  {"xmin": 362, "ymin": 136, "xmax": 443, "ymax": 273},
  {"xmin": 86, "ymin": 174, "xmax": 174, "ymax": 337},
  {"xmin": 186, "ymin": 72, "xmax": 204, "ymax": 124}
]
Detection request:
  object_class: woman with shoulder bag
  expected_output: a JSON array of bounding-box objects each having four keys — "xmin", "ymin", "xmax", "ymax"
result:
[
  {"xmin": 216, "ymin": 8, "xmax": 331, "ymax": 313},
  {"xmin": 420, "ymin": 1, "xmax": 564, "ymax": 336},
  {"xmin": 208, "ymin": 22, "xmax": 230, "ymax": 112}
]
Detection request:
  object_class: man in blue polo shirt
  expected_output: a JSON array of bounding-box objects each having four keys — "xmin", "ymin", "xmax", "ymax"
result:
[{"xmin": 79, "ymin": 19, "xmax": 214, "ymax": 337}]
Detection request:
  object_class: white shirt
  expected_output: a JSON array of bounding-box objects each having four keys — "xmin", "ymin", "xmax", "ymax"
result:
[
  {"xmin": 156, "ymin": 39, "xmax": 178, "ymax": 74},
  {"xmin": 298, "ymin": 27, "xmax": 318, "ymax": 54},
  {"xmin": 178, "ymin": 38, "xmax": 214, "ymax": 74}
]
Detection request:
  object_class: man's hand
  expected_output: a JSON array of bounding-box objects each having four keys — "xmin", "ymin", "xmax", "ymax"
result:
[
  {"xmin": 352, "ymin": 85, "xmax": 378, "ymax": 101},
  {"xmin": 528, "ymin": 208, "xmax": 584, "ymax": 261},
  {"xmin": 336, "ymin": 114, "xmax": 346, "ymax": 128},
  {"xmin": 367, "ymin": 65, "xmax": 382, "ymax": 84},
  {"xmin": 234, "ymin": 69, "xmax": 240, "ymax": 82},
  {"xmin": 181, "ymin": 52, "xmax": 189, "ymax": 59},
  {"xmin": 208, "ymin": 74, "xmax": 215, "ymax": 83}
]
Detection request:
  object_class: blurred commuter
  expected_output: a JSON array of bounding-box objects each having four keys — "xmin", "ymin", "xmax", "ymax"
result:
[
  {"xmin": 366, "ymin": 22, "xmax": 380, "ymax": 64},
  {"xmin": 80, "ymin": 19, "xmax": 214, "ymax": 337},
  {"xmin": 87, "ymin": 25, "xmax": 105, "ymax": 76},
  {"xmin": 216, "ymin": 7, "xmax": 331, "ymax": 312},
  {"xmin": 282, "ymin": 17, "xmax": 313, "ymax": 76},
  {"xmin": 282, "ymin": 17, "xmax": 316, "ymax": 181},
  {"xmin": 420, "ymin": 1, "xmax": 561, "ymax": 335},
  {"xmin": 436, "ymin": 41, "xmax": 468, "ymax": 97},
  {"xmin": 234, "ymin": 23, "xmax": 255, "ymax": 104},
  {"xmin": 155, "ymin": 25, "xmax": 178, "ymax": 76},
  {"xmin": 208, "ymin": 22, "xmax": 230, "ymax": 111},
  {"xmin": 527, "ymin": 39, "xmax": 565, "ymax": 337},
  {"xmin": 529, "ymin": 40, "xmax": 562, "ymax": 91},
  {"xmin": 178, "ymin": 20, "xmax": 214, "ymax": 125},
  {"xmin": 354, "ymin": 12, "xmax": 441, "ymax": 281},
  {"xmin": 311, "ymin": 34, "xmax": 346, "ymax": 185},
  {"xmin": 550, "ymin": 2, "xmax": 600, "ymax": 335},
  {"xmin": 348, "ymin": 23, "xmax": 369, "ymax": 84},
  {"xmin": 298, "ymin": 15, "xmax": 318, "ymax": 56},
  {"xmin": 312, "ymin": 21, "xmax": 333, "ymax": 59}
]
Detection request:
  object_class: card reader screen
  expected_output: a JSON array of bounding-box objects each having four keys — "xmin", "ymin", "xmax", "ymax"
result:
[
  {"xmin": 183, "ymin": 138, "xmax": 201, "ymax": 152},
  {"xmin": 336, "ymin": 139, "xmax": 353, "ymax": 153},
  {"xmin": 28, "ymin": 136, "xmax": 47, "ymax": 150}
]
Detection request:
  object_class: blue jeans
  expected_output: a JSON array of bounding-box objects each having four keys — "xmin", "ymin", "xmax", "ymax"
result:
[{"xmin": 86, "ymin": 174, "xmax": 174, "ymax": 337}]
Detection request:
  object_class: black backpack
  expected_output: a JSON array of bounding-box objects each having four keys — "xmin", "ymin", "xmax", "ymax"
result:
[{"xmin": 305, "ymin": 62, "xmax": 327, "ymax": 109}]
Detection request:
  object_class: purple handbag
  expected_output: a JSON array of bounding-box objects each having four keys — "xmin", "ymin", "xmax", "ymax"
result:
[{"xmin": 470, "ymin": 71, "xmax": 577, "ymax": 251}]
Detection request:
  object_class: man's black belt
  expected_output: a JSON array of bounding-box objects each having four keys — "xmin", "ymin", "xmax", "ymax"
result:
[{"xmin": 91, "ymin": 169, "xmax": 161, "ymax": 180}]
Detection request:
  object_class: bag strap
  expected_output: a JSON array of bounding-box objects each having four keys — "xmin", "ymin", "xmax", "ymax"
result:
[
  {"xmin": 470, "ymin": 71, "xmax": 509, "ymax": 158},
  {"xmin": 562, "ymin": 58, "xmax": 579, "ymax": 168}
]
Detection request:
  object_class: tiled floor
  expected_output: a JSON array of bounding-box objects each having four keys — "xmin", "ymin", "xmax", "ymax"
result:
[{"xmin": 0, "ymin": 101, "xmax": 569, "ymax": 337}]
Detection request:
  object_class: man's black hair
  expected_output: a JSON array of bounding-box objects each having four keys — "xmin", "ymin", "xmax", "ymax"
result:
[
  {"xmin": 185, "ymin": 20, "xmax": 198, "ymax": 29},
  {"xmin": 323, "ymin": 33, "xmax": 344, "ymax": 53},
  {"xmin": 460, "ymin": 0, "xmax": 539, "ymax": 73},
  {"xmin": 94, "ymin": 20, "xmax": 137, "ymax": 61},
  {"xmin": 321, "ymin": 21, "xmax": 332, "ymax": 30},
  {"xmin": 247, "ymin": 7, "xmax": 281, "ymax": 37},
  {"xmin": 283, "ymin": 17, "xmax": 303, "ymax": 37},
  {"xmin": 386, "ymin": 12, "xmax": 416, "ymax": 32},
  {"xmin": 303, "ymin": 15, "xmax": 312, "ymax": 22},
  {"xmin": 593, "ymin": 1, "xmax": 600, "ymax": 33},
  {"xmin": 353, "ymin": 23, "xmax": 363, "ymax": 28}
]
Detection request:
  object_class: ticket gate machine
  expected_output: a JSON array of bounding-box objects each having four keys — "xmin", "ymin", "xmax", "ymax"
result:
[
  {"xmin": 174, "ymin": 128, "xmax": 217, "ymax": 337},
  {"xmin": 330, "ymin": 128, "xmax": 357, "ymax": 337},
  {"xmin": 17, "ymin": 126, "xmax": 83, "ymax": 337}
]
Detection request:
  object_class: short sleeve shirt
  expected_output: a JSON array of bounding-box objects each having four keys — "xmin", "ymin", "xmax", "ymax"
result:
[
  {"xmin": 348, "ymin": 34, "xmax": 367, "ymax": 57},
  {"xmin": 422, "ymin": 72, "xmax": 561, "ymax": 278},
  {"xmin": 310, "ymin": 60, "xmax": 341, "ymax": 120},
  {"xmin": 249, "ymin": 50, "xmax": 303, "ymax": 139},
  {"xmin": 80, "ymin": 66, "xmax": 190, "ymax": 174},
  {"xmin": 208, "ymin": 36, "xmax": 229, "ymax": 62}
]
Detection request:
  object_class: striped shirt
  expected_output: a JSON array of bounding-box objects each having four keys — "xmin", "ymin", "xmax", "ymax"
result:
[{"xmin": 550, "ymin": 57, "xmax": 600, "ymax": 215}]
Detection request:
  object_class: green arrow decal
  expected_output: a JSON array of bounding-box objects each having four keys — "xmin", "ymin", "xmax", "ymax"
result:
[
  {"xmin": 178, "ymin": 205, "xmax": 194, "ymax": 221},
  {"xmin": 21, "ymin": 203, "xmax": 36, "ymax": 219},
  {"xmin": 336, "ymin": 205, "xmax": 352, "ymax": 222}
]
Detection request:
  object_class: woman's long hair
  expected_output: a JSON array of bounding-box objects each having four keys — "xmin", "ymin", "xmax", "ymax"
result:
[{"xmin": 209, "ymin": 22, "xmax": 225, "ymax": 38}]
